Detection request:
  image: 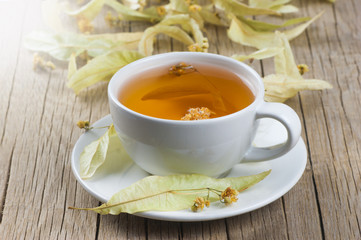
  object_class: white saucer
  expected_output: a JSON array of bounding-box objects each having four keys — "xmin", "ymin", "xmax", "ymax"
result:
[{"xmin": 71, "ymin": 115, "xmax": 307, "ymax": 222}]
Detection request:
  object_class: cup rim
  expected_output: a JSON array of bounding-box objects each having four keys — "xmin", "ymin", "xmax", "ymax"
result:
[{"xmin": 108, "ymin": 52, "xmax": 264, "ymax": 125}]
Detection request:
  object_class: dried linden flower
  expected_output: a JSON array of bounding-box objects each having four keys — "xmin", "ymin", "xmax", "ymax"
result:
[
  {"xmin": 191, "ymin": 197, "xmax": 207, "ymax": 212},
  {"xmin": 77, "ymin": 17, "xmax": 94, "ymax": 34},
  {"xmin": 169, "ymin": 62, "xmax": 195, "ymax": 76},
  {"xmin": 156, "ymin": 6, "xmax": 166, "ymax": 16},
  {"xmin": 33, "ymin": 53, "xmax": 56, "ymax": 71},
  {"xmin": 297, "ymin": 64, "xmax": 309, "ymax": 75},
  {"xmin": 221, "ymin": 187, "xmax": 239, "ymax": 205},
  {"xmin": 77, "ymin": 120, "xmax": 90, "ymax": 129},
  {"xmin": 188, "ymin": 38, "xmax": 209, "ymax": 52},
  {"xmin": 189, "ymin": 4, "xmax": 202, "ymax": 12},
  {"xmin": 105, "ymin": 11, "xmax": 122, "ymax": 27},
  {"xmin": 181, "ymin": 107, "xmax": 214, "ymax": 120}
]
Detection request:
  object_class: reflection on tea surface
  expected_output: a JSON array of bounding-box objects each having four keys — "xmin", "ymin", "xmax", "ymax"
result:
[{"xmin": 118, "ymin": 63, "xmax": 255, "ymax": 120}]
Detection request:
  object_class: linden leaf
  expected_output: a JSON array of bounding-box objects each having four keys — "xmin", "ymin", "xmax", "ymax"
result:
[
  {"xmin": 121, "ymin": 0, "xmax": 145, "ymax": 10},
  {"xmin": 248, "ymin": 0, "xmax": 291, "ymax": 9},
  {"xmin": 65, "ymin": 0, "xmax": 105, "ymax": 21},
  {"xmin": 227, "ymin": 12, "xmax": 323, "ymax": 49},
  {"xmin": 248, "ymin": 0, "xmax": 298, "ymax": 14},
  {"xmin": 238, "ymin": 16, "xmax": 311, "ymax": 32},
  {"xmin": 105, "ymin": 0, "xmax": 161, "ymax": 21},
  {"xmin": 270, "ymin": 4, "xmax": 298, "ymax": 14},
  {"xmin": 273, "ymin": 32, "xmax": 301, "ymax": 79},
  {"xmin": 138, "ymin": 25, "xmax": 194, "ymax": 56},
  {"xmin": 24, "ymin": 31, "xmax": 143, "ymax": 61},
  {"xmin": 67, "ymin": 53, "xmax": 77, "ymax": 80},
  {"xmin": 214, "ymin": 0, "xmax": 280, "ymax": 16},
  {"xmin": 159, "ymin": 14, "xmax": 205, "ymax": 46},
  {"xmin": 80, "ymin": 124, "xmax": 120, "ymax": 179},
  {"xmin": 76, "ymin": 170, "xmax": 271, "ymax": 214},
  {"xmin": 264, "ymin": 74, "xmax": 333, "ymax": 102},
  {"xmin": 24, "ymin": 31, "xmax": 88, "ymax": 61},
  {"xmin": 199, "ymin": 4, "xmax": 227, "ymax": 26},
  {"xmin": 67, "ymin": 50, "xmax": 144, "ymax": 94},
  {"xmin": 232, "ymin": 47, "xmax": 284, "ymax": 62},
  {"xmin": 263, "ymin": 33, "xmax": 332, "ymax": 102},
  {"xmin": 85, "ymin": 32, "xmax": 144, "ymax": 42}
]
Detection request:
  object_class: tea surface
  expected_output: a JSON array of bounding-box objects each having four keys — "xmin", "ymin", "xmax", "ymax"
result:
[{"xmin": 118, "ymin": 63, "xmax": 255, "ymax": 120}]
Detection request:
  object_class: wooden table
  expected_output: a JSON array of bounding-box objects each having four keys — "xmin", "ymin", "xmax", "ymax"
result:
[{"xmin": 0, "ymin": 0, "xmax": 360, "ymax": 239}]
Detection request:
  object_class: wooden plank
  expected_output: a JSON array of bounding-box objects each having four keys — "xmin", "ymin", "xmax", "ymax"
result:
[
  {"xmin": 0, "ymin": 0, "xmax": 28, "ymax": 224},
  {"xmin": 296, "ymin": 0, "xmax": 361, "ymax": 239},
  {"xmin": 0, "ymin": 0, "xmax": 103, "ymax": 239}
]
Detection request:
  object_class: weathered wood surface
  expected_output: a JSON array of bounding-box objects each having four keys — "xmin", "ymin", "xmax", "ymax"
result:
[{"xmin": 0, "ymin": 0, "xmax": 360, "ymax": 239}]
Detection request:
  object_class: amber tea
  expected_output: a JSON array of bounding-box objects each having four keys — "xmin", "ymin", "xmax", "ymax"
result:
[{"xmin": 118, "ymin": 62, "xmax": 255, "ymax": 120}]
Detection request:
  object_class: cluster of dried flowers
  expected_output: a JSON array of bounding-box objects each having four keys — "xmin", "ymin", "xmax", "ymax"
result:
[{"xmin": 26, "ymin": 0, "xmax": 333, "ymax": 101}]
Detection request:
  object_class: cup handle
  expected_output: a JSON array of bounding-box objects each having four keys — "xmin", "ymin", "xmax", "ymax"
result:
[{"xmin": 243, "ymin": 102, "xmax": 301, "ymax": 162}]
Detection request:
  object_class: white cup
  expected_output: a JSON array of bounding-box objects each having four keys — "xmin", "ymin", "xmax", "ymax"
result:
[{"xmin": 108, "ymin": 52, "xmax": 301, "ymax": 177}]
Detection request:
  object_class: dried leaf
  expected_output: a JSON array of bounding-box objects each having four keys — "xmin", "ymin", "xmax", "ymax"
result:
[
  {"xmin": 85, "ymin": 32, "xmax": 143, "ymax": 42},
  {"xmin": 159, "ymin": 14, "xmax": 205, "ymax": 45},
  {"xmin": 238, "ymin": 16, "xmax": 310, "ymax": 32},
  {"xmin": 121, "ymin": 0, "xmax": 145, "ymax": 10},
  {"xmin": 76, "ymin": 170, "xmax": 271, "ymax": 214},
  {"xmin": 138, "ymin": 25, "xmax": 194, "ymax": 56},
  {"xmin": 80, "ymin": 124, "xmax": 120, "ymax": 179},
  {"xmin": 248, "ymin": 0, "xmax": 291, "ymax": 9},
  {"xmin": 24, "ymin": 31, "xmax": 143, "ymax": 61},
  {"xmin": 248, "ymin": 0, "xmax": 298, "ymax": 13},
  {"xmin": 214, "ymin": 0, "xmax": 280, "ymax": 16},
  {"xmin": 273, "ymin": 32, "xmax": 301, "ymax": 79},
  {"xmin": 199, "ymin": 4, "xmax": 227, "ymax": 26},
  {"xmin": 67, "ymin": 53, "xmax": 77, "ymax": 79},
  {"xmin": 264, "ymin": 74, "xmax": 333, "ymax": 102},
  {"xmin": 168, "ymin": 0, "xmax": 189, "ymax": 13},
  {"xmin": 67, "ymin": 50, "xmax": 144, "ymax": 94},
  {"xmin": 24, "ymin": 31, "xmax": 88, "ymax": 61},
  {"xmin": 105, "ymin": 0, "xmax": 161, "ymax": 21},
  {"xmin": 65, "ymin": 0, "xmax": 105, "ymax": 20},
  {"xmin": 263, "ymin": 33, "xmax": 332, "ymax": 102},
  {"xmin": 227, "ymin": 12, "xmax": 323, "ymax": 49},
  {"xmin": 232, "ymin": 47, "xmax": 283, "ymax": 61},
  {"xmin": 270, "ymin": 4, "xmax": 298, "ymax": 14}
]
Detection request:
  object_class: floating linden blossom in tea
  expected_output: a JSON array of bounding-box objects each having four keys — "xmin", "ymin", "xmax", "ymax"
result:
[{"xmin": 181, "ymin": 107, "xmax": 215, "ymax": 120}]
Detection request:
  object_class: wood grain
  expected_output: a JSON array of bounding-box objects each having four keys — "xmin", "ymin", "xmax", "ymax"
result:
[{"xmin": 0, "ymin": 0, "xmax": 360, "ymax": 239}]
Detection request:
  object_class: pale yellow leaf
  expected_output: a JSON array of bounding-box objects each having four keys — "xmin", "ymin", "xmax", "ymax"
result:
[
  {"xmin": 273, "ymin": 32, "xmax": 301, "ymax": 79},
  {"xmin": 263, "ymin": 74, "xmax": 333, "ymax": 102},
  {"xmin": 138, "ymin": 25, "xmax": 194, "ymax": 56},
  {"xmin": 238, "ymin": 16, "xmax": 310, "ymax": 32},
  {"xmin": 65, "ymin": 0, "xmax": 105, "ymax": 20},
  {"xmin": 80, "ymin": 125, "xmax": 122, "ymax": 179},
  {"xmin": 159, "ymin": 14, "xmax": 204, "ymax": 45},
  {"xmin": 67, "ymin": 50, "xmax": 144, "ymax": 94},
  {"xmin": 227, "ymin": 12, "xmax": 323, "ymax": 49},
  {"xmin": 78, "ymin": 170, "xmax": 271, "ymax": 214},
  {"xmin": 105, "ymin": 0, "xmax": 161, "ymax": 21},
  {"xmin": 199, "ymin": 4, "xmax": 227, "ymax": 26},
  {"xmin": 67, "ymin": 53, "xmax": 77, "ymax": 79},
  {"xmin": 214, "ymin": 0, "xmax": 280, "ymax": 16},
  {"xmin": 232, "ymin": 47, "xmax": 283, "ymax": 61},
  {"xmin": 270, "ymin": 4, "xmax": 298, "ymax": 14}
]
